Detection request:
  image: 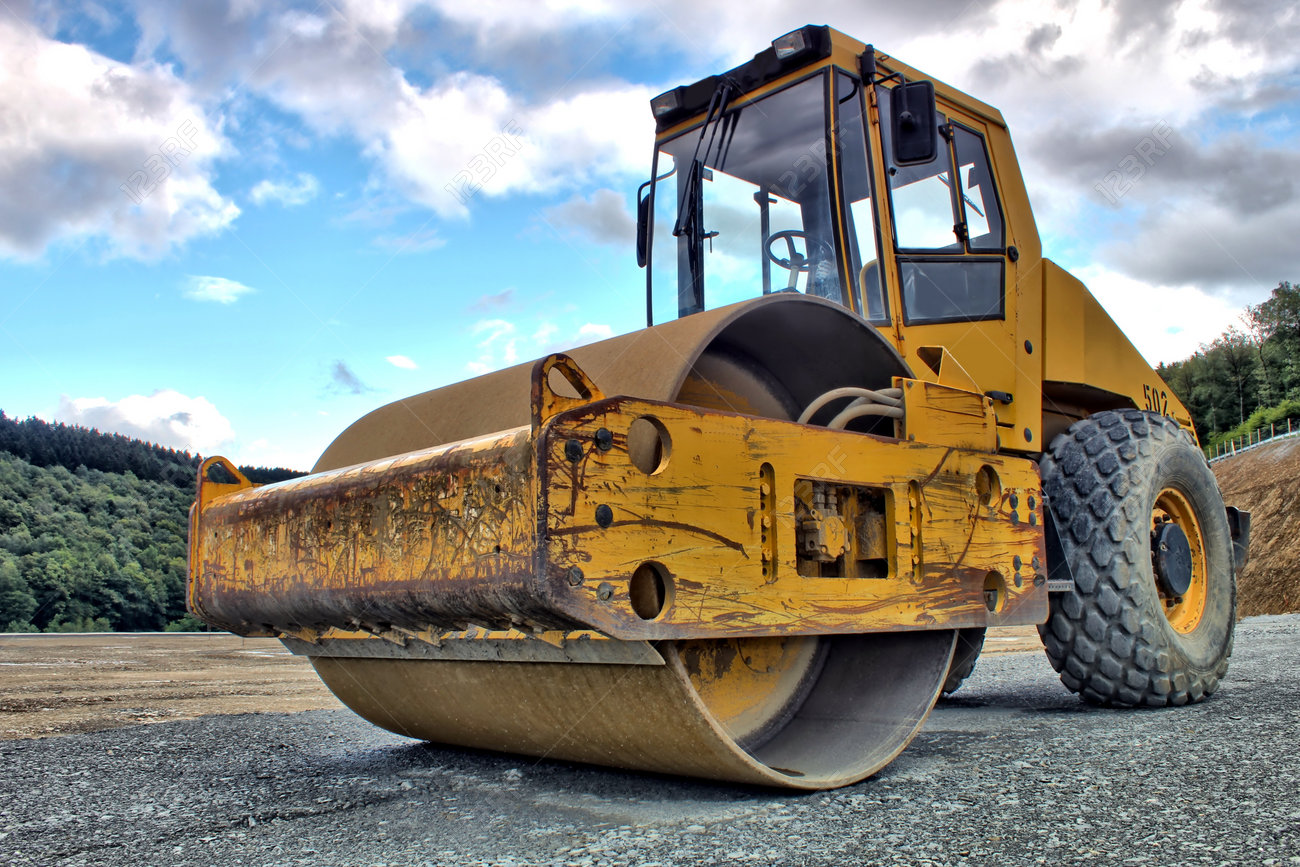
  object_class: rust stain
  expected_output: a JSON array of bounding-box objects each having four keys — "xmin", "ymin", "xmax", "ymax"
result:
[
  {"xmin": 548, "ymin": 519, "xmax": 746, "ymax": 553},
  {"xmin": 192, "ymin": 393, "xmax": 1048, "ymax": 645}
]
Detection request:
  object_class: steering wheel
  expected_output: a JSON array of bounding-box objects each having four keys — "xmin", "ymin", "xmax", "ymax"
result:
[{"xmin": 765, "ymin": 229, "xmax": 835, "ymax": 291}]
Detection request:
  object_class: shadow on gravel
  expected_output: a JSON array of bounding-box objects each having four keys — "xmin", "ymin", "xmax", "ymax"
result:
[{"xmin": 395, "ymin": 740, "xmax": 806, "ymax": 803}]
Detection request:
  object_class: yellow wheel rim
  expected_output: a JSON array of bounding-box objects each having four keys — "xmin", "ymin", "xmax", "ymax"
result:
[{"xmin": 1152, "ymin": 487, "xmax": 1208, "ymax": 634}]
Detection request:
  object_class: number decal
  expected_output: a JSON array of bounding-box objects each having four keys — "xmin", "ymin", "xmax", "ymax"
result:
[{"xmin": 1142, "ymin": 384, "xmax": 1170, "ymax": 416}]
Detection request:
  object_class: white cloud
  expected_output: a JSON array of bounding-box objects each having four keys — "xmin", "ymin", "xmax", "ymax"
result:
[
  {"xmin": 386, "ymin": 354, "xmax": 418, "ymax": 369},
  {"xmin": 372, "ymin": 74, "xmax": 653, "ymax": 218},
  {"xmin": 55, "ymin": 390, "xmax": 235, "ymax": 453},
  {"xmin": 540, "ymin": 188, "xmax": 636, "ymax": 245},
  {"xmin": 66, "ymin": 0, "xmax": 1300, "ymax": 347},
  {"xmin": 576, "ymin": 323, "xmax": 613, "ymax": 342},
  {"xmin": 467, "ymin": 317, "xmax": 619, "ymax": 373},
  {"xmin": 184, "ymin": 275, "xmax": 255, "ymax": 304},
  {"xmin": 532, "ymin": 322, "xmax": 558, "ymax": 345},
  {"xmin": 1073, "ymin": 264, "xmax": 1244, "ymax": 366},
  {"xmin": 132, "ymin": 6, "xmax": 656, "ymax": 220},
  {"xmin": 0, "ymin": 17, "xmax": 237, "ymax": 259},
  {"xmin": 466, "ymin": 318, "xmax": 518, "ymax": 373},
  {"xmin": 249, "ymin": 172, "xmax": 320, "ymax": 206}
]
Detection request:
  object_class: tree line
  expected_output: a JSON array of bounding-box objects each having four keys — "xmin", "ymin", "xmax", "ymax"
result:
[
  {"xmin": 0, "ymin": 412, "xmax": 301, "ymax": 632},
  {"xmin": 1157, "ymin": 281, "xmax": 1300, "ymax": 449}
]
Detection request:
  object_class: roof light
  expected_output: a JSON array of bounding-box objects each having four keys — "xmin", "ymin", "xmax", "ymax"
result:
[
  {"xmin": 650, "ymin": 89, "xmax": 681, "ymax": 118},
  {"xmin": 772, "ymin": 28, "xmax": 810, "ymax": 60}
]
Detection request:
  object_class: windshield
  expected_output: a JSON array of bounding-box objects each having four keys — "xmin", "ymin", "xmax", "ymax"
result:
[{"xmin": 648, "ymin": 73, "xmax": 844, "ymax": 322}]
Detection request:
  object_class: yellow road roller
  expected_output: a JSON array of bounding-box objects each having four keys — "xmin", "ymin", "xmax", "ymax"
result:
[{"xmin": 189, "ymin": 26, "xmax": 1250, "ymax": 789}]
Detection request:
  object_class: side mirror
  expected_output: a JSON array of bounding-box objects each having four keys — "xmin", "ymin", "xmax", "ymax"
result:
[
  {"xmin": 890, "ymin": 80, "xmax": 938, "ymax": 166},
  {"xmin": 636, "ymin": 186, "xmax": 651, "ymax": 267}
]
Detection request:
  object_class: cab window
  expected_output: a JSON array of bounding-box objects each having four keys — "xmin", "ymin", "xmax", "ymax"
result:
[{"xmin": 878, "ymin": 86, "xmax": 1005, "ymax": 325}]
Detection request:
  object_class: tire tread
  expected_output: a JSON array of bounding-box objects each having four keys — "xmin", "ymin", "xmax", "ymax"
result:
[{"xmin": 1037, "ymin": 410, "xmax": 1233, "ymax": 708}]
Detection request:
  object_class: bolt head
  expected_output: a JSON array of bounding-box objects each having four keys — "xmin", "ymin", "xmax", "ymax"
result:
[{"xmin": 564, "ymin": 438, "xmax": 583, "ymax": 462}]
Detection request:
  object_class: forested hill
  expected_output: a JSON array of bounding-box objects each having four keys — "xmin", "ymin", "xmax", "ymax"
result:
[
  {"xmin": 1159, "ymin": 280, "xmax": 1300, "ymax": 448},
  {"xmin": 0, "ymin": 412, "xmax": 303, "ymax": 633}
]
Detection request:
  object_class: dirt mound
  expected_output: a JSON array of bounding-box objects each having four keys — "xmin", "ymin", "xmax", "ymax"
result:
[{"xmin": 1213, "ymin": 436, "xmax": 1300, "ymax": 616}]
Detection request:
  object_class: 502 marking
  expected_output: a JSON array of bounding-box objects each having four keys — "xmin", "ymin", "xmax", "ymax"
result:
[{"xmin": 1143, "ymin": 383, "xmax": 1170, "ymax": 416}]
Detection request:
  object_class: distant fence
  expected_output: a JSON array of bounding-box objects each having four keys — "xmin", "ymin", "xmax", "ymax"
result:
[{"xmin": 1207, "ymin": 417, "xmax": 1300, "ymax": 464}]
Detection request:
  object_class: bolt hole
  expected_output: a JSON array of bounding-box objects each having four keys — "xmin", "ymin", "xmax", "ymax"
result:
[
  {"xmin": 629, "ymin": 562, "xmax": 673, "ymax": 620},
  {"xmin": 983, "ymin": 570, "xmax": 1007, "ymax": 613},
  {"xmin": 628, "ymin": 416, "xmax": 671, "ymax": 475},
  {"xmin": 975, "ymin": 465, "xmax": 1001, "ymax": 507}
]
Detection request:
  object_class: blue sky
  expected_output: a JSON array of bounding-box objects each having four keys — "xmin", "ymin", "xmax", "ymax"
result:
[{"xmin": 2, "ymin": 1, "xmax": 1298, "ymax": 469}]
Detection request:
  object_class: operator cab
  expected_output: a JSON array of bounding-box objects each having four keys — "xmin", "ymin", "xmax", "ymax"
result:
[{"xmin": 640, "ymin": 25, "xmax": 1007, "ymax": 333}]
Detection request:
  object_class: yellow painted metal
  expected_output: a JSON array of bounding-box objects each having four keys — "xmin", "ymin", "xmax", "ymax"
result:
[
  {"xmin": 661, "ymin": 31, "xmax": 1176, "ymax": 454},
  {"xmin": 541, "ymin": 395, "xmax": 1046, "ymax": 639},
  {"xmin": 189, "ymin": 386, "xmax": 1047, "ymax": 643},
  {"xmin": 848, "ymin": 46, "xmax": 1046, "ymax": 453},
  {"xmin": 895, "ymin": 378, "xmax": 998, "ymax": 453},
  {"xmin": 188, "ymin": 458, "xmax": 258, "ymax": 631},
  {"xmin": 185, "ymin": 289, "xmax": 1044, "ymax": 787},
  {"xmin": 311, "ymin": 296, "xmax": 770, "ymax": 473},
  {"xmin": 1040, "ymin": 261, "xmax": 1195, "ymax": 434},
  {"xmin": 1153, "ymin": 488, "xmax": 1209, "ymax": 634}
]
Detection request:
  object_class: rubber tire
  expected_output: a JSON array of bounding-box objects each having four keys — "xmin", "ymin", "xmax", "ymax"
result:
[
  {"xmin": 940, "ymin": 628, "xmax": 986, "ymax": 697},
  {"xmin": 1038, "ymin": 409, "xmax": 1236, "ymax": 707}
]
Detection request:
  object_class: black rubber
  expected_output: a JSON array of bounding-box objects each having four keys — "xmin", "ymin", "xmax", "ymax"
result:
[
  {"xmin": 1038, "ymin": 409, "xmax": 1236, "ymax": 707},
  {"xmin": 940, "ymin": 628, "xmax": 986, "ymax": 697}
]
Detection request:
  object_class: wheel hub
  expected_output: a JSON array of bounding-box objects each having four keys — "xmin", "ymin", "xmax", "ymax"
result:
[{"xmin": 1153, "ymin": 521, "xmax": 1194, "ymax": 598}]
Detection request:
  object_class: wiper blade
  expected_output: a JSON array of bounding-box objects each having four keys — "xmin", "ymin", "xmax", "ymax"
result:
[{"xmin": 672, "ymin": 80, "xmax": 733, "ymax": 240}]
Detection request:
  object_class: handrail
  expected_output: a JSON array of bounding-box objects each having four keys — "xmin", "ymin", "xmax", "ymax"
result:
[{"xmin": 1206, "ymin": 416, "xmax": 1300, "ymax": 463}]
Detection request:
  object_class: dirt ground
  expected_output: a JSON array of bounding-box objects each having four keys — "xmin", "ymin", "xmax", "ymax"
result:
[
  {"xmin": 0, "ymin": 627, "xmax": 1041, "ymax": 741},
  {"xmin": 1212, "ymin": 435, "xmax": 1300, "ymax": 616},
  {"xmin": 0, "ymin": 633, "xmax": 341, "ymax": 740}
]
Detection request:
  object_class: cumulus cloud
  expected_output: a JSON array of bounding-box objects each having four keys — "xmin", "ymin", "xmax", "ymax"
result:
[
  {"xmin": 127, "ymin": 3, "xmax": 655, "ymax": 220},
  {"xmin": 249, "ymin": 172, "xmax": 320, "ymax": 207},
  {"xmin": 183, "ymin": 275, "xmax": 256, "ymax": 304},
  {"xmin": 28, "ymin": 0, "xmax": 1297, "ymax": 355},
  {"xmin": 540, "ymin": 188, "xmax": 637, "ymax": 245},
  {"xmin": 386, "ymin": 354, "xmax": 418, "ymax": 369},
  {"xmin": 1074, "ymin": 264, "xmax": 1245, "ymax": 365},
  {"xmin": 55, "ymin": 390, "xmax": 235, "ymax": 453},
  {"xmin": 0, "ymin": 18, "xmax": 237, "ymax": 260}
]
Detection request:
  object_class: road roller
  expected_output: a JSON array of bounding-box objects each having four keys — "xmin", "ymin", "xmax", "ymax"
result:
[{"xmin": 188, "ymin": 26, "xmax": 1249, "ymax": 789}]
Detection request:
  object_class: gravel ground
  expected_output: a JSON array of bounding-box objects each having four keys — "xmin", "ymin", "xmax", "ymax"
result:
[{"xmin": 2, "ymin": 615, "xmax": 1297, "ymax": 867}]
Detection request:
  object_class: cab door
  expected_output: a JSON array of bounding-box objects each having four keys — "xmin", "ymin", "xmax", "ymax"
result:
[{"xmin": 873, "ymin": 85, "xmax": 1039, "ymax": 452}]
